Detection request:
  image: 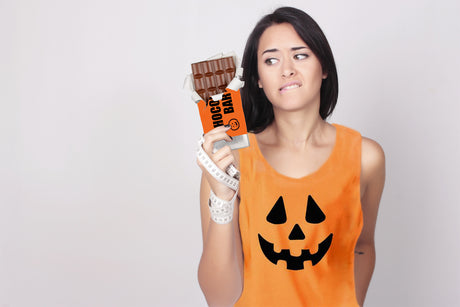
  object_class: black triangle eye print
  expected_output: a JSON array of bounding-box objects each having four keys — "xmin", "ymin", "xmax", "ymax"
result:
[
  {"xmin": 258, "ymin": 195, "xmax": 333, "ymax": 270},
  {"xmin": 266, "ymin": 196, "xmax": 287, "ymax": 224},
  {"xmin": 305, "ymin": 195, "xmax": 326, "ymax": 223}
]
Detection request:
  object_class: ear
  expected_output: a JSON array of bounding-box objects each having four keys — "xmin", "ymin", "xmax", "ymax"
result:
[
  {"xmin": 322, "ymin": 71, "xmax": 328, "ymax": 80},
  {"xmin": 258, "ymin": 80, "xmax": 263, "ymax": 88}
]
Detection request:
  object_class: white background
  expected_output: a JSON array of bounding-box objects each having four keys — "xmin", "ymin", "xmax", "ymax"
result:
[{"xmin": 1, "ymin": 0, "xmax": 459, "ymax": 306}]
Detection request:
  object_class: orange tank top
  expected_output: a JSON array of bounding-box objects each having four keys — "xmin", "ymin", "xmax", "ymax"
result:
[{"xmin": 235, "ymin": 124, "xmax": 363, "ymax": 307}]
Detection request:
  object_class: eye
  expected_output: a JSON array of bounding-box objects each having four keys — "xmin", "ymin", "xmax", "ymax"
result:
[
  {"xmin": 294, "ymin": 53, "xmax": 308, "ymax": 60},
  {"xmin": 264, "ymin": 58, "xmax": 279, "ymax": 65}
]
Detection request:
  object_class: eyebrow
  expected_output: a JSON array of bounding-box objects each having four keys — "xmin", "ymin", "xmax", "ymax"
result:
[{"xmin": 262, "ymin": 46, "xmax": 308, "ymax": 55}]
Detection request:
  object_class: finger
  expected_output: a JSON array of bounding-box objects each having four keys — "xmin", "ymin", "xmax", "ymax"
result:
[
  {"xmin": 215, "ymin": 155, "xmax": 235, "ymax": 173},
  {"xmin": 198, "ymin": 150, "xmax": 234, "ymax": 176},
  {"xmin": 206, "ymin": 125, "xmax": 231, "ymax": 136},
  {"xmin": 203, "ymin": 130, "xmax": 232, "ymax": 152},
  {"xmin": 197, "ymin": 145, "xmax": 232, "ymax": 172},
  {"xmin": 211, "ymin": 145, "xmax": 232, "ymax": 162},
  {"xmin": 204, "ymin": 126, "xmax": 231, "ymax": 142}
]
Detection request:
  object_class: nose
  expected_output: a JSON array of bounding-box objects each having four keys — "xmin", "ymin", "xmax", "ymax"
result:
[
  {"xmin": 281, "ymin": 59, "xmax": 295, "ymax": 78},
  {"xmin": 288, "ymin": 224, "xmax": 305, "ymax": 240}
]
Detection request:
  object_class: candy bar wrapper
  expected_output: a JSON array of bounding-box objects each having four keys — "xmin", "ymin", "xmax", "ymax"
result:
[{"xmin": 185, "ymin": 53, "xmax": 249, "ymax": 150}]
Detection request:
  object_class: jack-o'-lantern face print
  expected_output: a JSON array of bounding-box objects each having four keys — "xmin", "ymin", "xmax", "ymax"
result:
[
  {"xmin": 258, "ymin": 195, "xmax": 333, "ymax": 270},
  {"xmin": 228, "ymin": 118, "xmax": 240, "ymax": 130}
]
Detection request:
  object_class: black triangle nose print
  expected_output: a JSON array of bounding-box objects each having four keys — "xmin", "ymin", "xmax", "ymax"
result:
[
  {"xmin": 288, "ymin": 224, "xmax": 305, "ymax": 240},
  {"xmin": 305, "ymin": 195, "xmax": 325, "ymax": 224},
  {"xmin": 258, "ymin": 195, "xmax": 333, "ymax": 270}
]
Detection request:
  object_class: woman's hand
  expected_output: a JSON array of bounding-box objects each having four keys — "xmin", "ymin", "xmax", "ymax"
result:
[{"xmin": 197, "ymin": 125, "xmax": 237, "ymax": 201}]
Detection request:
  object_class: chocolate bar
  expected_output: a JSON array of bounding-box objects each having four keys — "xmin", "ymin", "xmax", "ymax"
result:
[
  {"xmin": 189, "ymin": 54, "xmax": 249, "ymax": 150},
  {"xmin": 191, "ymin": 57, "xmax": 236, "ymax": 103}
]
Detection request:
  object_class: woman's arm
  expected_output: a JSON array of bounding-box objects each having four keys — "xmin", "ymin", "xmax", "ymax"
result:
[
  {"xmin": 354, "ymin": 137, "xmax": 386, "ymax": 306},
  {"xmin": 197, "ymin": 126, "xmax": 244, "ymax": 307}
]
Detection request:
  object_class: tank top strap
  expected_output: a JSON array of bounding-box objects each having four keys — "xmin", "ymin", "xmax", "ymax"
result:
[{"xmin": 329, "ymin": 123, "xmax": 362, "ymax": 181}]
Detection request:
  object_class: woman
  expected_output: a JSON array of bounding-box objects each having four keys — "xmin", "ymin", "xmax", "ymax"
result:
[{"xmin": 197, "ymin": 7, "xmax": 385, "ymax": 307}]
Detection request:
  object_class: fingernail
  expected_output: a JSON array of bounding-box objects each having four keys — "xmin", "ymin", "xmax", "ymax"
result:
[
  {"xmin": 224, "ymin": 124, "xmax": 230, "ymax": 128},
  {"xmin": 229, "ymin": 135, "xmax": 233, "ymax": 140}
]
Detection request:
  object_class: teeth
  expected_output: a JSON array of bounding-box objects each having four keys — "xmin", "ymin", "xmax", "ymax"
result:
[
  {"xmin": 281, "ymin": 84, "xmax": 300, "ymax": 91},
  {"xmin": 308, "ymin": 244, "xmax": 318, "ymax": 255},
  {"xmin": 290, "ymin": 247, "xmax": 303, "ymax": 257},
  {"xmin": 273, "ymin": 244, "xmax": 282, "ymax": 253},
  {"xmin": 279, "ymin": 260, "xmax": 288, "ymax": 270}
]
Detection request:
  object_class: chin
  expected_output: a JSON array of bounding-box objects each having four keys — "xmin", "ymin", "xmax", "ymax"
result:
[
  {"xmin": 267, "ymin": 90, "xmax": 320, "ymax": 111},
  {"xmin": 272, "ymin": 100, "xmax": 317, "ymax": 113}
]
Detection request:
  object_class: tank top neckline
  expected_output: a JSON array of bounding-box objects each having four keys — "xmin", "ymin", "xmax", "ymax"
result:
[{"xmin": 249, "ymin": 123, "xmax": 341, "ymax": 181}]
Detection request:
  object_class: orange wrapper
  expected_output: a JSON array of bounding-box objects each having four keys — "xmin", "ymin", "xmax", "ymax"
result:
[{"xmin": 190, "ymin": 55, "xmax": 249, "ymax": 150}]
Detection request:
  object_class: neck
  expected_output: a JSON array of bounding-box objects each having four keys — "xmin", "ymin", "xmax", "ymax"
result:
[{"xmin": 268, "ymin": 108, "xmax": 326, "ymax": 149}]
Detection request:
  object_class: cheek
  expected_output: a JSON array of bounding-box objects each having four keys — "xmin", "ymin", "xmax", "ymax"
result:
[
  {"xmin": 300, "ymin": 64, "xmax": 325, "ymax": 92},
  {"xmin": 260, "ymin": 83, "xmax": 279, "ymax": 104},
  {"xmin": 258, "ymin": 69, "xmax": 278, "ymax": 98},
  {"xmin": 310, "ymin": 62, "xmax": 326, "ymax": 81},
  {"xmin": 257, "ymin": 62, "xmax": 274, "ymax": 87}
]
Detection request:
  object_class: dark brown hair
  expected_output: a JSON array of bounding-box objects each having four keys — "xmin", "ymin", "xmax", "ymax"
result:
[{"xmin": 241, "ymin": 7, "xmax": 338, "ymax": 133}]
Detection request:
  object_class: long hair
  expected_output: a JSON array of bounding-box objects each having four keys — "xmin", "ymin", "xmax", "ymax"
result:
[{"xmin": 241, "ymin": 7, "xmax": 339, "ymax": 133}]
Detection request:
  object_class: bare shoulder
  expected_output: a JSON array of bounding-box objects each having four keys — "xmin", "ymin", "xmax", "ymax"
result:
[
  {"xmin": 362, "ymin": 137, "xmax": 385, "ymax": 172},
  {"xmin": 361, "ymin": 136, "xmax": 385, "ymax": 194}
]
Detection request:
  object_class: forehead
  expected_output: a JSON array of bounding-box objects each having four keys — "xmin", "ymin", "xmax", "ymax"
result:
[{"xmin": 258, "ymin": 23, "xmax": 306, "ymax": 53}]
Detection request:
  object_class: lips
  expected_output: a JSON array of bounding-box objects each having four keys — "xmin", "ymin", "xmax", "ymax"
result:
[{"xmin": 279, "ymin": 81, "xmax": 302, "ymax": 92}]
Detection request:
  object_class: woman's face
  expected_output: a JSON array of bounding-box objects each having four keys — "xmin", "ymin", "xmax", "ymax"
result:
[{"xmin": 257, "ymin": 23, "xmax": 326, "ymax": 112}]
